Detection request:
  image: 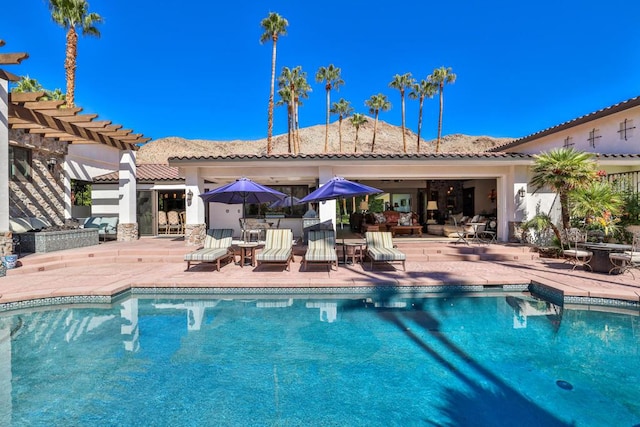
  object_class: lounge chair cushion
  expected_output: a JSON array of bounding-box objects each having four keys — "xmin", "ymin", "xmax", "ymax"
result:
[
  {"xmin": 305, "ymin": 230, "xmax": 337, "ymax": 262},
  {"xmin": 366, "ymin": 231, "xmax": 406, "ymax": 261},
  {"xmin": 203, "ymin": 229, "xmax": 234, "ymax": 249},
  {"xmin": 184, "ymin": 248, "xmax": 231, "ymax": 263},
  {"xmin": 256, "ymin": 229, "xmax": 293, "ymax": 263}
]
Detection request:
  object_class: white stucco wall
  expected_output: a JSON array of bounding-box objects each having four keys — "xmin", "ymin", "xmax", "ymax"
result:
[{"xmin": 67, "ymin": 144, "xmax": 121, "ymax": 181}]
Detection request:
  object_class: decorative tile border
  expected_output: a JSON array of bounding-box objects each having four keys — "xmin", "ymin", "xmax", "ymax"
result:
[{"xmin": 0, "ymin": 294, "xmax": 113, "ymax": 313}]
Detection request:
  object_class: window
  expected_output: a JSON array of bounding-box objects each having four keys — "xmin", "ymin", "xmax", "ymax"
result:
[
  {"xmin": 618, "ymin": 119, "xmax": 635, "ymax": 141},
  {"xmin": 587, "ymin": 128, "xmax": 601, "ymax": 148},
  {"xmin": 9, "ymin": 145, "xmax": 31, "ymax": 181},
  {"xmin": 563, "ymin": 136, "xmax": 574, "ymax": 148}
]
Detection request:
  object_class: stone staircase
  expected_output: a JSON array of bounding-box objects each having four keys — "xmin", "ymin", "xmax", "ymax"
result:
[{"xmin": 6, "ymin": 240, "xmax": 538, "ymax": 276}]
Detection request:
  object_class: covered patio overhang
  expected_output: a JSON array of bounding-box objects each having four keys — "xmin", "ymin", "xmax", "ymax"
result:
[{"xmin": 170, "ymin": 153, "xmax": 535, "ymax": 242}]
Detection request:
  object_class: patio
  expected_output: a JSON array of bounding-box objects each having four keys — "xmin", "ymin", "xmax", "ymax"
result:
[{"xmin": 1, "ymin": 234, "xmax": 639, "ymax": 310}]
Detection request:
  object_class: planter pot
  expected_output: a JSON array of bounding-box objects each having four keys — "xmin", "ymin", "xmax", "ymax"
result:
[{"xmin": 2, "ymin": 254, "xmax": 18, "ymax": 269}]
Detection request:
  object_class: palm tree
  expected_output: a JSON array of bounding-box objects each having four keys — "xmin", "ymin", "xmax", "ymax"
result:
[
  {"xmin": 428, "ymin": 66, "xmax": 456, "ymax": 153},
  {"xmin": 278, "ymin": 66, "xmax": 310, "ymax": 154},
  {"xmin": 530, "ymin": 147, "xmax": 597, "ymax": 233},
  {"xmin": 46, "ymin": 88, "xmax": 66, "ymax": 101},
  {"xmin": 408, "ymin": 79, "xmax": 437, "ymax": 152},
  {"xmin": 275, "ymin": 87, "xmax": 293, "ymax": 153},
  {"xmin": 330, "ymin": 98, "xmax": 353, "ymax": 153},
  {"xmin": 48, "ymin": 0, "xmax": 103, "ymax": 108},
  {"xmin": 315, "ymin": 64, "xmax": 344, "ymax": 153},
  {"xmin": 260, "ymin": 12, "xmax": 289, "ymax": 155},
  {"xmin": 350, "ymin": 113, "xmax": 368, "ymax": 153},
  {"xmin": 364, "ymin": 94, "xmax": 391, "ymax": 153},
  {"xmin": 570, "ymin": 180, "xmax": 623, "ymax": 235},
  {"xmin": 11, "ymin": 75, "xmax": 43, "ymax": 93},
  {"xmin": 389, "ymin": 73, "xmax": 414, "ymax": 153}
]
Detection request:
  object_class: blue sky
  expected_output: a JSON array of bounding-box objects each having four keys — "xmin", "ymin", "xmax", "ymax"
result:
[{"xmin": 3, "ymin": 1, "xmax": 640, "ymax": 143}]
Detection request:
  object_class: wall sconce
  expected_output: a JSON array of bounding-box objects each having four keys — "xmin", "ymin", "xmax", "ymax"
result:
[
  {"xmin": 47, "ymin": 157, "xmax": 57, "ymax": 173},
  {"xmin": 186, "ymin": 189, "xmax": 194, "ymax": 206},
  {"xmin": 517, "ymin": 187, "xmax": 526, "ymax": 198},
  {"xmin": 488, "ymin": 189, "xmax": 497, "ymax": 203}
]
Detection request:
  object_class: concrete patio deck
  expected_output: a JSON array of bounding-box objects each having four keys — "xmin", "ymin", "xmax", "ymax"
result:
[{"xmin": 1, "ymin": 236, "xmax": 639, "ymax": 309}]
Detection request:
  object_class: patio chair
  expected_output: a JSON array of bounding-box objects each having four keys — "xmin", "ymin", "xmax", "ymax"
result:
[
  {"xmin": 609, "ymin": 230, "xmax": 640, "ymax": 278},
  {"xmin": 240, "ymin": 218, "xmax": 262, "ymax": 242},
  {"xmin": 167, "ymin": 211, "xmax": 182, "ymax": 234},
  {"xmin": 184, "ymin": 228, "xmax": 235, "ymax": 272},
  {"xmin": 255, "ymin": 229, "xmax": 295, "ymax": 271},
  {"xmin": 158, "ymin": 211, "xmax": 169, "ymax": 234},
  {"xmin": 365, "ymin": 231, "xmax": 406, "ymax": 271},
  {"xmin": 562, "ymin": 228, "xmax": 592, "ymax": 271},
  {"xmin": 303, "ymin": 230, "xmax": 338, "ymax": 272}
]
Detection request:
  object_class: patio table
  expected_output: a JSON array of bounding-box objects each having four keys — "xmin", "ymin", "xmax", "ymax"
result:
[{"xmin": 582, "ymin": 243, "xmax": 632, "ymax": 273}]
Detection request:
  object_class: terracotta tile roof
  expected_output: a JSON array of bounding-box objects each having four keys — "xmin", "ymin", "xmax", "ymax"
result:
[
  {"xmin": 489, "ymin": 95, "xmax": 640, "ymax": 152},
  {"xmin": 168, "ymin": 152, "xmax": 534, "ymax": 162},
  {"xmin": 94, "ymin": 164, "xmax": 182, "ymax": 182}
]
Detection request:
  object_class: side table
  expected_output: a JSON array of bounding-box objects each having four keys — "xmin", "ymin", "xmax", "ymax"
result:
[
  {"xmin": 343, "ymin": 242, "xmax": 364, "ymax": 264},
  {"xmin": 238, "ymin": 243, "xmax": 259, "ymax": 268}
]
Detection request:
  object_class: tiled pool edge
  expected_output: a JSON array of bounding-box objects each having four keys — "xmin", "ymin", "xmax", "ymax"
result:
[{"xmin": 1, "ymin": 281, "xmax": 639, "ymax": 313}]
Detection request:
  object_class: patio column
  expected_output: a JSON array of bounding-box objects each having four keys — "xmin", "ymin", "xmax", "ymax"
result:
[
  {"xmin": 184, "ymin": 167, "xmax": 205, "ymax": 246},
  {"xmin": 118, "ymin": 149, "xmax": 138, "ymax": 241},
  {"xmin": 0, "ymin": 77, "xmax": 11, "ymax": 255},
  {"xmin": 317, "ymin": 166, "xmax": 336, "ymax": 230}
]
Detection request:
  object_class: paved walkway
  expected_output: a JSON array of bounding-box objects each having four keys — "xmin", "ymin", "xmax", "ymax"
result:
[{"xmin": 1, "ymin": 237, "xmax": 639, "ymax": 307}]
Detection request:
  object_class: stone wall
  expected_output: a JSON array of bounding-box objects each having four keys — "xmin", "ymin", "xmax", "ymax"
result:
[
  {"xmin": 185, "ymin": 223, "xmax": 206, "ymax": 246},
  {"xmin": 0, "ymin": 231, "xmax": 13, "ymax": 256},
  {"xmin": 9, "ymin": 129, "xmax": 67, "ymax": 226},
  {"xmin": 117, "ymin": 223, "xmax": 138, "ymax": 242}
]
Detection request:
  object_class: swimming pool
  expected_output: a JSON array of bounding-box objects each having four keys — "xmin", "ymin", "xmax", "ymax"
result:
[{"xmin": 1, "ymin": 291, "xmax": 639, "ymax": 426}]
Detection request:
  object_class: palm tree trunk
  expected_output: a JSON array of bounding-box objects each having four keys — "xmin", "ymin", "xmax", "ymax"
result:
[
  {"xmin": 354, "ymin": 127, "xmax": 359, "ymax": 153},
  {"xmin": 338, "ymin": 116, "xmax": 343, "ymax": 153},
  {"xmin": 371, "ymin": 113, "xmax": 379, "ymax": 153},
  {"xmin": 267, "ymin": 38, "xmax": 277, "ymax": 155},
  {"xmin": 65, "ymin": 27, "xmax": 78, "ymax": 108},
  {"xmin": 294, "ymin": 97, "xmax": 300, "ymax": 154},
  {"xmin": 417, "ymin": 96, "xmax": 424, "ymax": 152},
  {"xmin": 324, "ymin": 89, "xmax": 330, "ymax": 153},
  {"xmin": 401, "ymin": 93, "xmax": 406, "ymax": 153},
  {"xmin": 287, "ymin": 103, "xmax": 292, "ymax": 153},
  {"xmin": 436, "ymin": 83, "xmax": 444, "ymax": 153}
]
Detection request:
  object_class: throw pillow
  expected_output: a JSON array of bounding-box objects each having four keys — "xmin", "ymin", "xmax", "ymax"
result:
[
  {"xmin": 399, "ymin": 213, "xmax": 412, "ymax": 226},
  {"xmin": 373, "ymin": 212, "xmax": 386, "ymax": 224}
]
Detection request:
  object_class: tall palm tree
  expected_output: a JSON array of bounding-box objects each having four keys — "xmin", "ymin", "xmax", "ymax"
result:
[
  {"xmin": 330, "ymin": 98, "xmax": 353, "ymax": 153},
  {"xmin": 260, "ymin": 12, "xmax": 289, "ymax": 155},
  {"xmin": 48, "ymin": 0, "xmax": 103, "ymax": 108},
  {"xmin": 408, "ymin": 79, "xmax": 437, "ymax": 152},
  {"xmin": 364, "ymin": 94, "xmax": 391, "ymax": 153},
  {"xmin": 315, "ymin": 64, "xmax": 344, "ymax": 153},
  {"xmin": 278, "ymin": 66, "xmax": 310, "ymax": 154},
  {"xmin": 530, "ymin": 147, "xmax": 597, "ymax": 233},
  {"xmin": 428, "ymin": 66, "xmax": 456, "ymax": 153},
  {"xmin": 389, "ymin": 73, "xmax": 414, "ymax": 153},
  {"xmin": 350, "ymin": 113, "xmax": 367, "ymax": 153},
  {"xmin": 276, "ymin": 87, "xmax": 293, "ymax": 153}
]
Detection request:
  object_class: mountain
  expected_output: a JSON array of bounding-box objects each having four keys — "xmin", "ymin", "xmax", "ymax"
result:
[{"xmin": 136, "ymin": 119, "xmax": 514, "ymax": 165}]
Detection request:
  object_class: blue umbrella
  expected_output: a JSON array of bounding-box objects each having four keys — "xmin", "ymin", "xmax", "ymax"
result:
[
  {"xmin": 300, "ymin": 177, "xmax": 382, "ymax": 228},
  {"xmin": 200, "ymin": 177, "xmax": 286, "ymax": 218}
]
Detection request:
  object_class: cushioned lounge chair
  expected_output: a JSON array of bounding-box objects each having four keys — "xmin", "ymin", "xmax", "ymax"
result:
[
  {"xmin": 256, "ymin": 229, "xmax": 295, "ymax": 271},
  {"xmin": 184, "ymin": 228, "xmax": 234, "ymax": 272},
  {"xmin": 365, "ymin": 231, "xmax": 406, "ymax": 271},
  {"xmin": 303, "ymin": 230, "xmax": 338, "ymax": 271}
]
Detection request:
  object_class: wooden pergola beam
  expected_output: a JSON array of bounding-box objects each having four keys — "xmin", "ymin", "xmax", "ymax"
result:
[
  {"xmin": 9, "ymin": 92, "xmax": 47, "ymax": 102},
  {"xmin": 0, "ymin": 53, "xmax": 28, "ymax": 65},
  {"xmin": 22, "ymin": 100, "xmax": 65, "ymax": 109},
  {"xmin": 11, "ymin": 104, "xmax": 134, "ymax": 150}
]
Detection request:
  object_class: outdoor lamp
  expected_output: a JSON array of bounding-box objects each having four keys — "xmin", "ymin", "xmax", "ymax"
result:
[
  {"xmin": 186, "ymin": 189, "xmax": 194, "ymax": 206},
  {"xmin": 517, "ymin": 187, "xmax": 526, "ymax": 199},
  {"xmin": 426, "ymin": 201, "xmax": 438, "ymax": 221},
  {"xmin": 47, "ymin": 157, "xmax": 57, "ymax": 173}
]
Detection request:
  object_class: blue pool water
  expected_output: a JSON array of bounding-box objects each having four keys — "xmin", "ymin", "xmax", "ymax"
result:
[{"xmin": 1, "ymin": 291, "xmax": 639, "ymax": 426}]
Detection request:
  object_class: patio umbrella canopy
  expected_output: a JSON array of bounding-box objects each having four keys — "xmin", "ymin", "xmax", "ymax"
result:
[
  {"xmin": 199, "ymin": 177, "xmax": 286, "ymax": 216},
  {"xmin": 300, "ymin": 176, "xmax": 382, "ymax": 229}
]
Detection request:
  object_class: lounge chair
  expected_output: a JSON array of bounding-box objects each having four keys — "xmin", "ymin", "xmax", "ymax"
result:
[
  {"xmin": 562, "ymin": 228, "xmax": 592, "ymax": 271},
  {"xmin": 303, "ymin": 230, "xmax": 338, "ymax": 271},
  {"xmin": 255, "ymin": 229, "xmax": 295, "ymax": 271},
  {"xmin": 184, "ymin": 228, "xmax": 235, "ymax": 272},
  {"xmin": 365, "ymin": 231, "xmax": 406, "ymax": 271}
]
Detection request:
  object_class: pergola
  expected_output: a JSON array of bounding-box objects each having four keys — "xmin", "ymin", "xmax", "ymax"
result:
[{"xmin": 1, "ymin": 39, "xmax": 149, "ymax": 240}]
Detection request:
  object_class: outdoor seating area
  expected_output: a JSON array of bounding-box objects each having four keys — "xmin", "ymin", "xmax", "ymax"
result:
[{"xmin": 158, "ymin": 211, "xmax": 185, "ymax": 235}]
